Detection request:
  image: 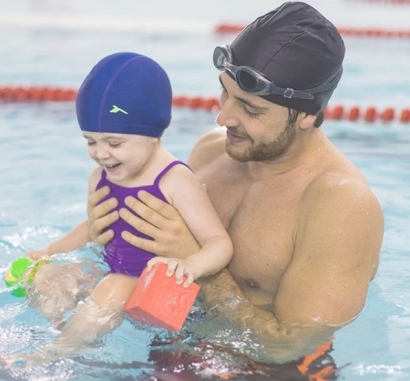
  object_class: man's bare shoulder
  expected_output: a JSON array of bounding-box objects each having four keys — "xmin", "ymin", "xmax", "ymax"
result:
[
  {"xmin": 301, "ymin": 161, "xmax": 383, "ymax": 230},
  {"xmin": 306, "ymin": 161, "xmax": 380, "ymax": 209},
  {"xmin": 187, "ymin": 128, "xmax": 226, "ymax": 171},
  {"xmin": 298, "ymin": 163, "xmax": 384, "ymax": 277}
]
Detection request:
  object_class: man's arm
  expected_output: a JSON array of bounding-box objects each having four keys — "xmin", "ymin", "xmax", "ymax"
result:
[
  {"xmin": 197, "ymin": 269, "xmax": 336, "ymax": 363},
  {"xmin": 198, "ymin": 178, "xmax": 384, "ymax": 362},
  {"xmin": 274, "ymin": 178, "xmax": 383, "ymax": 327}
]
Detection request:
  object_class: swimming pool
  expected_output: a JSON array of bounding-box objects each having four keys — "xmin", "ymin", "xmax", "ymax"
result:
[{"xmin": 1, "ymin": 0, "xmax": 410, "ymax": 380}]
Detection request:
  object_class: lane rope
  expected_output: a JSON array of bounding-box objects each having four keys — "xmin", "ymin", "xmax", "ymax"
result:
[
  {"xmin": 341, "ymin": 0, "xmax": 410, "ymax": 3},
  {"xmin": 215, "ymin": 24, "xmax": 410, "ymax": 38},
  {"xmin": 0, "ymin": 86, "xmax": 76, "ymax": 102},
  {"xmin": 0, "ymin": 86, "xmax": 408, "ymax": 123}
]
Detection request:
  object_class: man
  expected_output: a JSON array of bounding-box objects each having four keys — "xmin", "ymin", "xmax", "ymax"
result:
[{"xmin": 87, "ymin": 1, "xmax": 384, "ymax": 364}]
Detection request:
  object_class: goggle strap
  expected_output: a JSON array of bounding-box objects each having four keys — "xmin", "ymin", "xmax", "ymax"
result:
[
  {"xmin": 302, "ymin": 67, "xmax": 343, "ymax": 95},
  {"xmin": 214, "ymin": 45, "xmax": 342, "ymax": 100}
]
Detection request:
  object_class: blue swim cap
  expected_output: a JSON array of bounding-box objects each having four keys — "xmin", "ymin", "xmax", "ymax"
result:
[{"xmin": 76, "ymin": 52, "xmax": 172, "ymax": 137}]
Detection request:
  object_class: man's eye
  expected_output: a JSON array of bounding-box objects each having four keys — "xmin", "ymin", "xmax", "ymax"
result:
[{"xmin": 244, "ymin": 108, "xmax": 261, "ymax": 118}]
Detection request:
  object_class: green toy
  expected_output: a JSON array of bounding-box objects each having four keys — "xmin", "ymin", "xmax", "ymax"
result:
[{"xmin": 4, "ymin": 257, "xmax": 49, "ymax": 297}]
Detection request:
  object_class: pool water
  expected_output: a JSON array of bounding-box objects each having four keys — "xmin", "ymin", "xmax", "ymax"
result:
[{"xmin": 1, "ymin": 0, "xmax": 410, "ymax": 380}]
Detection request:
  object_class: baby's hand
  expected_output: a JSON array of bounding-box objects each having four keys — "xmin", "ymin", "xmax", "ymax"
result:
[
  {"xmin": 25, "ymin": 249, "xmax": 49, "ymax": 260},
  {"xmin": 146, "ymin": 257, "xmax": 195, "ymax": 288}
]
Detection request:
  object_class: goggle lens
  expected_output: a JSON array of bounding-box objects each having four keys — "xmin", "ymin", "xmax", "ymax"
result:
[
  {"xmin": 213, "ymin": 45, "xmax": 278, "ymax": 95},
  {"xmin": 236, "ymin": 69, "xmax": 259, "ymax": 93},
  {"xmin": 213, "ymin": 47, "xmax": 228, "ymax": 70}
]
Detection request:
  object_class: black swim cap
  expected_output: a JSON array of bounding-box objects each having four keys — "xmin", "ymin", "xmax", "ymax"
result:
[{"xmin": 230, "ymin": 1, "xmax": 345, "ymax": 114}]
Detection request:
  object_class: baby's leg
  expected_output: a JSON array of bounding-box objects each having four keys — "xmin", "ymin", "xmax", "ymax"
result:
[
  {"xmin": 48, "ymin": 273, "xmax": 138, "ymax": 352},
  {"xmin": 26, "ymin": 262, "xmax": 102, "ymax": 328}
]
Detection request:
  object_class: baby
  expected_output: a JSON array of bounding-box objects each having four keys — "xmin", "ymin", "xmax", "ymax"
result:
[{"xmin": 24, "ymin": 52, "xmax": 233, "ymax": 353}]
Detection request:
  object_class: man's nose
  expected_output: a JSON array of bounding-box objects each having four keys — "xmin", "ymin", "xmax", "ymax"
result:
[{"xmin": 216, "ymin": 98, "xmax": 239, "ymax": 128}]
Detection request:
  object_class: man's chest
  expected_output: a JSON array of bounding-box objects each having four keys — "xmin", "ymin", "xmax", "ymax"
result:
[{"xmin": 209, "ymin": 179, "xmax": 301, "ymax": 305}]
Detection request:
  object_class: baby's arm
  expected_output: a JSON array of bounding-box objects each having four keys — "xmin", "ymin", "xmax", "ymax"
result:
[
  {"xmin": 26, "ymin": 220, "xmax": 91, "ymax": 260},
  {"xmin": 157, "ymin": 165, "xmax": 234, "ymax": 281},
  {"xmin": 26, "ymin": 168, "xmax": 102, "ymax": 260}
]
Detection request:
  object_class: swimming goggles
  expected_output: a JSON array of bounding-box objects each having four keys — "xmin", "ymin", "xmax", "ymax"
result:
[{"xmin": 213, "ymin": 45, "xmax": 342, "ymax": 100}]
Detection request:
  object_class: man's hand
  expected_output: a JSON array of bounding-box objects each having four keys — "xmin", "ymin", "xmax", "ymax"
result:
[
  {"xmin": 119, "ymin": 190, "xmax": 200, "ymax": 258},
  {"xmin": 88, "ymin": 186, "xmax": 119, "ymax": 246}
]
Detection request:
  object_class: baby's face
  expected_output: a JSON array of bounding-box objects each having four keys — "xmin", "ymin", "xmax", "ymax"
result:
[{"xmin": 83, "ymin": 131, "xmax": 158, "ymax": 186}]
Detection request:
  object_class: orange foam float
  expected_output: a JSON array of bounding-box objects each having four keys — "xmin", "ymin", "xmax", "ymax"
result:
[{"xmin": 124, "ymin": 263, "xmax": 200, "ymax": 331}]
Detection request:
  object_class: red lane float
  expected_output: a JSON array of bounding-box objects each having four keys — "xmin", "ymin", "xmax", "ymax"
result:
[
  {"xmin": 172, "ymin": 95, "xmax": 220, "ymax": 111},
  {"xmin": 342, "ymin": 0, "xmax": 410, "ymax": 3},
  {"xmin": 324, "ymin": 105, "xmax": 410, "ymax": 123},
  {"xmin": 215, "ymin": 24, "xmax": 410, "ymax": 39},
  {"xmin": 0, "ymin": 86, "xmax": 77, "ymax": 102},
  {"xmin": 0, "ymin": 87, "xmax": 408, "ymax": 123},
  {"xmin": 174, "ymin": 97, "xmax": 410, "ymax": 124},
  {"xmin": 338, "ymin": 27, "xmax": 410, "ymax": 38}
]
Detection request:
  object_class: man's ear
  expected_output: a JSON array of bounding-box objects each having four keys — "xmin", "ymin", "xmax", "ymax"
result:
[{"xmin": 300, "ymin": 114, "xmax": 317, "ymax": 130}]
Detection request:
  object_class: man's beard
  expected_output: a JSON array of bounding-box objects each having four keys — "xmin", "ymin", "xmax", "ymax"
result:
[{"xmin": 225, "ymin": 118, "xmax": 297, "ymax": 162}]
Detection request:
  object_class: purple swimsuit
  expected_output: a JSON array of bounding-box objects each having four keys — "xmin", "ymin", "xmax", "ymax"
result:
[{"xmin": 96, "ymin": 160, "xmax": 188, "ymax": 277}]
